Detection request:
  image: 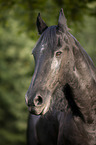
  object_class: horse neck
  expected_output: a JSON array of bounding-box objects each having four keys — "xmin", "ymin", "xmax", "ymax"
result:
[
  {"xmin": 71, "ymin": 56, "xmax": 96, "ymax": 144},
  {"xmin": 72, "ymin": 41, "xmax": 96, "ymax": 96},
  {"xmin": 67, "ymin": 33, "xmax": 96, "ymax": 95},
  {"xmin": 66, "ymin": 33, "xmax": 96, "ymax": 123}
]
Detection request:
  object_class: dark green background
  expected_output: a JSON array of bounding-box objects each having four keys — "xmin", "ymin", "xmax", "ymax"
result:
[{"xmin": 0, "ymin": 0, "xmax": 96, "ymax": 144}]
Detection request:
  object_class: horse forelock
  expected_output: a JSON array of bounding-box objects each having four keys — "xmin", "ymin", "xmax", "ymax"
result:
[{"xmin": 41, "ymin": 26, "xmax": 57, "ymax": 48}]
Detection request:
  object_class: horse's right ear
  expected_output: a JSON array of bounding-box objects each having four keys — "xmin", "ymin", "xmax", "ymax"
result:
[
  {"xmin": 57, "ymin": 8, "xmax": 68, "ymax": 32},
  {"xmin": 36, "ymin": 13, "xmax": 48, "ymax": 34}
]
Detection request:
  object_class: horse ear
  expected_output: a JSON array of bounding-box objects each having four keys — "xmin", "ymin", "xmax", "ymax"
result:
[
  {"xmin": 36, "ymin": 13, "xmax": 48, "ymax": 34},
  {"xmin": 58, "ymin": 8, "xmax": 68, "ymax": 32}
]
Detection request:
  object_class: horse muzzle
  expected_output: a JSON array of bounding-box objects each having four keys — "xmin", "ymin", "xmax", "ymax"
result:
[{"xmin": 25, "ymin": 93, "xmax": 51, "ymax": 115}]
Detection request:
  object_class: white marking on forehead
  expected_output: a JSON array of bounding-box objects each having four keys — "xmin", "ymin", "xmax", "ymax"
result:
[
  {"xmin": 41, "ymin": 44, "xmax": 45, "ymax": 52},
  {"xmin": 51, "ymin": 57, "xmax": 61, "ymax": 70},
  {"xmin": 40, "ymin": 43, "xmax": 47, "ymax": 53}
]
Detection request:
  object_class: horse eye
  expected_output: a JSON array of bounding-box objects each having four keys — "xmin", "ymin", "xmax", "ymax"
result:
[{"xmin": 56, "ymin": 51, "xmax": 62, "ymax": 57}]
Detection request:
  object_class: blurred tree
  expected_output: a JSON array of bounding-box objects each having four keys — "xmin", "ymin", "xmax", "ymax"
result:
[
  {"xmin": 0, "ymin": 0, "xmax": 96, "ymax": 38},
  {"xmin": 0, "ymin": 17, "xmax": 35, "ymax": 144},
  {"xmin": 0, "ymin": 0, "xmax": 96, "ymax": 145}
]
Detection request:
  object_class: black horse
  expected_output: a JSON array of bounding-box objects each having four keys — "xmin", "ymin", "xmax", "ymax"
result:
[{"xmin": 25, "ymin": 9, "xmax": 96, "ymax": 145}]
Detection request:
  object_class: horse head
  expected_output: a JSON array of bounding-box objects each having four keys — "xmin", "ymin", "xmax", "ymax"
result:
[{"xmin": 25, "ymin": 9, "xmax": 96, "ymax": 127}]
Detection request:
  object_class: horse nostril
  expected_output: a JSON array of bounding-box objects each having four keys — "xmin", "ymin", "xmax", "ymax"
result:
[{"xmin": 34, "ymin": 96, "xmax": 43, "ymax": 106}]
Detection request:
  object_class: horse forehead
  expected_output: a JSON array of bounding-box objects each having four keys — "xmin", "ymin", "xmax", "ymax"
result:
[
  {"xmin": 34, "ymin": 43, "xmax": 47, "ymax": 53},
  {"xmin": 32, "ymin": 38, "xmax": 44, "ymax": 54},
  {"xmin": 33, "ymin": 26, "xmax": 66, "ymax": 54},
  {"xmin": 33, "ymin": 37, "xmax": 55, "ymax": 54}
]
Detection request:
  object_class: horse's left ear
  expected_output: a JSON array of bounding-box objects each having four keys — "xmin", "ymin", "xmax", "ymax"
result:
[
  {"xmin": 36, "ymin": 13, "xmax": 48, "ymax": 34},
  {"xmin": 58, "ymin": 8, "xmax": 68, "ymax": 32}
]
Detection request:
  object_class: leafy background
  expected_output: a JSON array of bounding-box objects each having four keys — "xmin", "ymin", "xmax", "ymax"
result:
[{"xmin": 0, "ymin": 0, "xmax": 96, "ymax": 144}]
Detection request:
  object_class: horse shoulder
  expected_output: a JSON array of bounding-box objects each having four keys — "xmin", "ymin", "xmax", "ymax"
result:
[{"xmin": 57, "ymin": 112, "xmax": 90, "ymax": 145}]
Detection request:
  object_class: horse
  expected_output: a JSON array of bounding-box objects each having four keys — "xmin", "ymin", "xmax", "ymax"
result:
[{"xmin": 25, "ymin": 9, "xmax": 96, "ymax": 145}]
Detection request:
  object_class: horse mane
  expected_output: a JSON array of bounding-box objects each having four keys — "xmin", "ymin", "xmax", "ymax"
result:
[{"xmin": 73, "ymin": 36, "xmax": 96, "ymax": 81}]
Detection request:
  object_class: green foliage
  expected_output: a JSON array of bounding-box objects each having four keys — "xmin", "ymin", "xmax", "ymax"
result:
[
  {"xmin": 71, "ymin": 15, "xmax": 96, "ymax": 65},
  {"xmin": 0, "ymin": 0, "xmax": 96, "ymax": 38},
  {"xmin": 0, "ymin": 0, "xmax": 96, "ymax": 145},
  {"xmin": 0, "ymin": 17, "xmax": 35, "ymax": 145}
]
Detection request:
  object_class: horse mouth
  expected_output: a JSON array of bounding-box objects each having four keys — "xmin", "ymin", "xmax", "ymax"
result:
[
  {"xmin": 28, "ymin": 106, "xmax": 48, "ymax": 115},
  {"xmin": 28, "ymin": 106, "xmax": 45, "ymax": 115}
]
